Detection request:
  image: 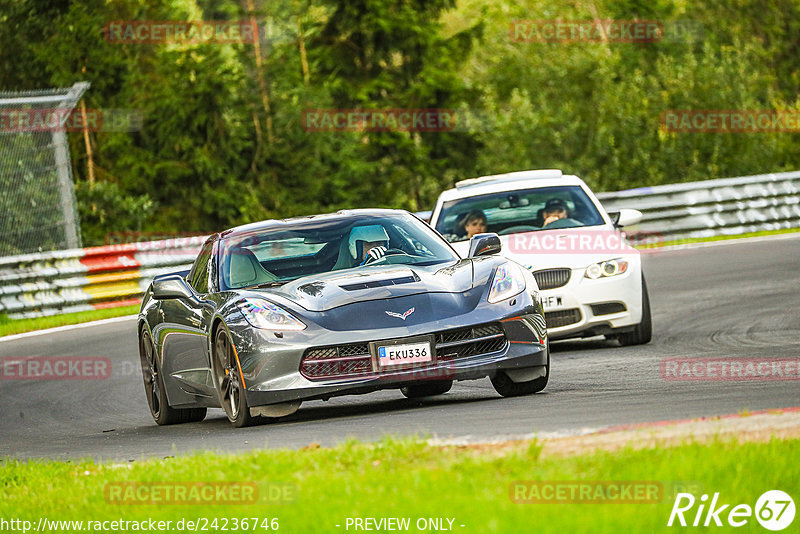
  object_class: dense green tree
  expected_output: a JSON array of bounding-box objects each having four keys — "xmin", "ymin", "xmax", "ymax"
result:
[{"xmin": 1, "ymin": 0, "xmax": 799, "ymax": 246}]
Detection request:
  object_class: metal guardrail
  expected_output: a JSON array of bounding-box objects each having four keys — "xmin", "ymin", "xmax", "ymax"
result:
[
  {"xmin": 1, "ymin": 171, "xmax": 798, "ymax": 319},
  {"xmin": 0, "ymin": 237, "xmax": 205, "ymax": 319},
  {"xmin": 597, "ymin": 171, "xmax": 800, "ymax": 244}
]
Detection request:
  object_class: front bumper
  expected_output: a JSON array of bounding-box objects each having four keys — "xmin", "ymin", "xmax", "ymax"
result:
[
  {"xmin": 538, "ymin": 264, "xmax": 643, "ymax": 339},
  {"xmin": 247, "ymin": 338, "xmax": 546, "ymax": 406},
  {"xmin": 230, "ymin": 299, "xmax": 547, "ymax": 407}
]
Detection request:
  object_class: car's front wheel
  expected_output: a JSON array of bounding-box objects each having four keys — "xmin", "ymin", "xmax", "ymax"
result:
[
  {"xmin": 491, "ymin": 342, "xmax": 549, "ymax": 397},
  {"xmin": 401, "ymin": 380, "xmax": 453, "ymax": 398},
  {"xmin": 617, "ymin": 276, "xmax": 653, "ymax": 346},
  {"xmin": 212, "ymin": 325, "xmax": 262, "ymax": 428},
  {"xmin": 139, "ymin": 328, "xmax": 206, "ymax": 425}
]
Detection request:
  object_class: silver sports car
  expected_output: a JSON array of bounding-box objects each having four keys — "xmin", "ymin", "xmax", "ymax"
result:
[{"xmin": 137, "ymin": 209, "xmax": 549, "ymax": 427}]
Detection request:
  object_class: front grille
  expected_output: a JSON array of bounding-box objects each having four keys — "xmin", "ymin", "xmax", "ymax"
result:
[
  {"xmin": 300, "ymin": 358, "xmax": 372, "ymax": 378},
  {"xmin": 437, "ymin": 328, "xmax": 474, "ymax": 344},
  {"xmin": 590, "ymin": 302, "xmax": 627, "ymax": 316},
  {"xmin": 338, "ymin": 344, "xmax": 370, "ymax": 357},
  {"xmin": 473, "ymin": 324, "xmax": 504, "ymax": 338},
  {"xmin": 533, "ymin": 268, "xmax": 571, "ymax": 290},
  {"xmin": 436, "ymin": 337, "xmax": 507, "ymax": 360},
  {"xmin": 545, "ymin": 308, "xmax": 582, "ymax": 328},
  {"xmin": 304, "ymin": 344, "xmax": 369, "ymax": 360},
  {"xmin": 300, "ymin": 323, "xmax": 507, "ymax": 380},
  {"xmin": 434, "ymin": 324, "xmax": 506, "ymax": 361}
]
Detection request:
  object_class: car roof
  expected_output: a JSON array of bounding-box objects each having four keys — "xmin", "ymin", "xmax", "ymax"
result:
[
  {"xmin": 220, "ymin": 208, "xmax": 411, "ymax": 238},
  {"xmin": 437, "ymin": 170, "xmax": 588, "ymax": 203}
]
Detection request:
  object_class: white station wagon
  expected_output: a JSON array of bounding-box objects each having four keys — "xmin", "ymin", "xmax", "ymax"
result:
[{"xmin": 428, "ymin": 169, "xmax": 652, "ymax": 345}]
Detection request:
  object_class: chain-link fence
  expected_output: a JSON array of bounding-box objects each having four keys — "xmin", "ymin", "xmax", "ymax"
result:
[{"xmin": 0, "ymin": 82, "xmax": 89, "ymax": 256}]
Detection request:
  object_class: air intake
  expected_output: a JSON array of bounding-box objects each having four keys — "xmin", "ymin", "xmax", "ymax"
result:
[{"xmin": 340, "ymin": 274, "xmax": 418, "ymax": 291}]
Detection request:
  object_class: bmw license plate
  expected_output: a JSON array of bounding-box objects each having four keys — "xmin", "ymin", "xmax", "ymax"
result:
[
  {"xmin": 371, "ymin": 336, "xmax": 435, "ymax": 370},
  {"xmin": 541, "ymin": 294, "xmax": 565, "ymax": 310}
]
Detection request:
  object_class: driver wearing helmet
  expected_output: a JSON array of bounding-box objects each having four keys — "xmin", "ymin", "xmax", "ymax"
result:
[{"xmin": 348, "ymin": 225, "xmax": 390, "ymax": 266}]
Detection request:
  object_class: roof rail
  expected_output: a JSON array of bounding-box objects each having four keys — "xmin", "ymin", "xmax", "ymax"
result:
[{"xmin": 454, "ymin": 169, "xmax": 563, "ymax": 189}]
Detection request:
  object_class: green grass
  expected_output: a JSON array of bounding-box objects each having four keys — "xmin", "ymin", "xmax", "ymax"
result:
[
  {"xmin": 0, "ymin": 304, "xmax": 140, "ymax": 337},
  {"xmin": 1, "ymin": 436, "xmax": 797, "ymax": 533},
  {"xmin": 635, "ymin": 227, "xmax": 800, "ymax": 250}
]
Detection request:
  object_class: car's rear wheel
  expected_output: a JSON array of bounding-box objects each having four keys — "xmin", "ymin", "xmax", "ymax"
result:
[
  {"xmin": 139, "ymin": 329, "xmax": 206, "ymax": 425},
  {"xmin": 212, "ymin": 325, "xmax": 262, "ymax": 428},
  {"xmin": 618, "ymin": 276, "xmax": 653, "ymax": 346},
  {"xmin": 491, "ymin": 342, "xmax": 549, "ymax": 397},
  {"xmin": 401, "ymin": 380, "xmax": 453, "ymax": 399}
]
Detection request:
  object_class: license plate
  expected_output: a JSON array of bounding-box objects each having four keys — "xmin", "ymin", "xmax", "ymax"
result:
[
  {"xmin": 541, "ymin": 294, "xmax": 565, "ymax": 310},
  {"xmin": 372, "ymin": 336, "xmax": 434, "ymax": 370}
]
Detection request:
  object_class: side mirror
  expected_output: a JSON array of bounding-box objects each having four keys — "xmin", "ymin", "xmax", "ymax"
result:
[
  {"xmin": 611, "ymin": 208, "xmax": 643, "ymax": 228},
  {"xmin": 414, "ymin": 210, "xmax": 432, "ymax": 224},
  {"xmin": 468, "ymin": 233, "xmax": 502, "ymax": 257},
  {"xmin": 152, "ymin": 275, "xmax": 194, "ymax": 300}
]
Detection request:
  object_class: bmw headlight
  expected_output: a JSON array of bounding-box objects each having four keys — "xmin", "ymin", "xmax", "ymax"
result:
[
  {"xmin": 488, "ymin": 262, "xmax": 526, "ymax": 303},
  {"xmin": 585, "ymin": 258, "xmax": 628, "ymax": 279},
  {"xmin": 237, "ymin": 298, "xmax": 306, "ymax": 331}
]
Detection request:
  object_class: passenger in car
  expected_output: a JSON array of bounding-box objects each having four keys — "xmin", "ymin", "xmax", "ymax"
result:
[
  {"xmin": 459, "ymin": 210, "xmax": 488, "ymax": 238},
  {"xmin": 541, "ymin": 199, "xmax": 569, "ymax": 227}
]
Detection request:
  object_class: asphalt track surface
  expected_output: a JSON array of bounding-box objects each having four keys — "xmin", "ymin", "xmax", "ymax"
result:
[{"xmin": 2, "ymin": 236, "xmax": 799, "ymax": 461}]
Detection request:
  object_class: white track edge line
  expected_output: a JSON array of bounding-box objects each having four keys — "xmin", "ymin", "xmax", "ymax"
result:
[{"xmin": 0, "ymin": 314, "xmax": 138, "ymax": 342}]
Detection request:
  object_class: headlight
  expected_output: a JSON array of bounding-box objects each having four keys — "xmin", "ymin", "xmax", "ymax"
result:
[
  {"xmin": 585, "ymin": 258, "xmax": 628, "ymax": 279},
  {"xmin": 488, "ymin": 262, "xmax": 526, "ymax": 303},
  {"xmin": 236, "ymin": 298, "xmax": 306, "ymax": 331}
]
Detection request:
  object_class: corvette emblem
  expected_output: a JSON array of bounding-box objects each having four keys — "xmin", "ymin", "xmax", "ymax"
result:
[{"xmin": 385, "ymin": 307, "xmax": 415, "ymax": 320}]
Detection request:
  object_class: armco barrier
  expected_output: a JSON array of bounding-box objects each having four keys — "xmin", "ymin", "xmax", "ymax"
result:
[
  {"xmin": 0, "ymin": 236, "xmax": 206, "ymax": 319},
  {"xmin": 597, "ymin": 171, "xmax": 800, "ymax": 244},
  {"xmin": 1, "ymin": 171, "xmax": 798, "ymax": 319}
]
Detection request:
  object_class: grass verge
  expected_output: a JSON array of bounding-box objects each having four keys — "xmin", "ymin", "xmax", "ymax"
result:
[
  {"xmin": 635, "ymin": 226, "xmax": 800, "ymax": 250},
  {"xmin": 1, "ymin": 436, "xmax": 797, "ymax": 533},
  {"xmin": 0, "ymin": 304, "xmax": 140, "ymax": 337}
]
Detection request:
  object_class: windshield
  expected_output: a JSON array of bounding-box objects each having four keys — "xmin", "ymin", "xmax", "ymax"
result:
[
  {"xmin": 435, "ymin": 185, "xmax": 605, "ymax": 242},
  {"xmin": 219, "ymin": 213, "xmax": 458, "ymax": 290}
]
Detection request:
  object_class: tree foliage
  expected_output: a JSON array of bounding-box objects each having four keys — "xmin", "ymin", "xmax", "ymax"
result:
[{"xmin": 1, "ymin": 0, "xmax": 799, "ymax": 244}]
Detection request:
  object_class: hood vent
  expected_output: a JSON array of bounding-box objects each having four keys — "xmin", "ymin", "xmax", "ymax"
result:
[{"xmin": 339, "ymin": 274, "xmax": 419, "ymax": 291}]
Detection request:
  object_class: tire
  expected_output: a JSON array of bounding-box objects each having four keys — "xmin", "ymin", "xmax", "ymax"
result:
[
  {"xmin": 618, "ymin": 276, "xmax": 653, "ymax": 346},
  {"xmin": 401, "ymin": 380, "xmax": 453, "ymax": 399},
  {"xmin": 491, "ymin": 342, "xmax": 549, "ymax": 397},
  {"xmin": 212, "ymin": 325, "xmax": 263, "ymax": 428},
  {"xmin": 139, "ymin": 329, "xmax": 206, "ymax": 425}
]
